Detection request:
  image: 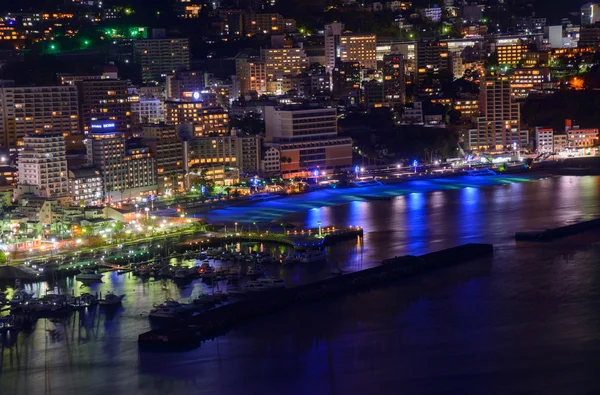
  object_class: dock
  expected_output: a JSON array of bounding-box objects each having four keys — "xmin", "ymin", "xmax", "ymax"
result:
[
  {"xmin": 515, "ymin": 217, "xmax": 600, "ymax": 241},
  {"xmin": 138, "ymin": 243, "xmax": 493, "ymax": 346}
]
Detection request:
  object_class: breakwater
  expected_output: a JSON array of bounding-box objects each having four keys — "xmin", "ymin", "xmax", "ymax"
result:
[
  {"xmin": 515, "ymin": 217, "xmax": 600, "ymax": 241},
  {"xmin": 138, "ymin": 243, "xmax": 493, "ymax": 346}
]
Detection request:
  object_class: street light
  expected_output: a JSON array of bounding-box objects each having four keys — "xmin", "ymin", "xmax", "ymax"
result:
[
  {"xmin": 234, "ymin": 222, "xmax": 238, "ymax": 233},
  {"xmin": 253, "ymin": 222, "xmax": 259, "ymax": 233},
  {"xmin": 145, "ymin": 207, "xmax": 150, "ymax": 220},
  {"xmin": 317, "ymin": 221, "xmax": 322, "ymax": 238},
  {"xmin": 280, "ymin": 223, "xmax": 286, "ymax": 234},
  {"xmin": 135, "ymin": 204, "xmax": 139, "ymax": 213}
]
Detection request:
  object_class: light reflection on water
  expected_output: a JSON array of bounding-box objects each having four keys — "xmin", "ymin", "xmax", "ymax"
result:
[{"xmin": 2, "ymin": 176, "xmax": 600, "ymax": 394}]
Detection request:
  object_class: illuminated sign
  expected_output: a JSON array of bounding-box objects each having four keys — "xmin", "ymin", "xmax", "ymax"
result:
[{"xmin": 91, "ymin": 122, "xmax": 116, "ymax": 129}]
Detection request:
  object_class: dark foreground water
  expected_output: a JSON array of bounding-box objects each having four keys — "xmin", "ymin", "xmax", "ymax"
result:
[{"xmin": 2, "ymin": 175, "xmax": 600, "ymax": 394}]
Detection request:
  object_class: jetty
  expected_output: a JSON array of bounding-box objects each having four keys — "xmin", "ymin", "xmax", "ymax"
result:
[
  {"xmin": 138, "ymin": 243, "xmax": 493, "ymax": 346},
  {"xmin": 515, "ymin": 217, "xmax": 600, "ymax": 241}
]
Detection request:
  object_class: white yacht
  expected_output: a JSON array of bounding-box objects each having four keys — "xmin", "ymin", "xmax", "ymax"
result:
[
  {"xmin": 256, "ymin": 276, "xmax": 286, "ymax": 288},
  {"xmin": 300, "ymin": 251, "xmax": 327, "ymax": 264},
  {"xmin": 98, "ymin": 291, "xmax": 124, "ymax": 306},
  {"xmin": 76, "ymin": 270, "xmax": 103, "ymax": 282}
]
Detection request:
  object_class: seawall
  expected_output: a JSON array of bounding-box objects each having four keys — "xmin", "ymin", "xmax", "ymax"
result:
[
  {"xmin": 515, "ymin": 217, "xmax": 600, "ymax": 241},
  {"xmin": 138, "ymin": 243, "xmax": 493, "ymax": 346}
]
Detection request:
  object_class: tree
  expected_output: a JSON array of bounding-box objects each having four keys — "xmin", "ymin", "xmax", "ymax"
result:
[{"xmin": 0, "ymin": 250, "xmax": 6, "ymax": 265}]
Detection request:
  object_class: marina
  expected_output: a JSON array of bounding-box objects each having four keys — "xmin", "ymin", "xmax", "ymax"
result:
[{"xmin": 2, "ymin": 175, "xmax": 600, "ymax": 394}]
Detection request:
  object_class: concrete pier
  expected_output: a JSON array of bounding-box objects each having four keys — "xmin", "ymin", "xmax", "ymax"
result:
[
  {"xmin": 515, "ymin": 217, "xmax": 600, "ymax": 241},
  {"xmin": 138, "ymin": 243, "xmax": 493, "ymax": 346}
]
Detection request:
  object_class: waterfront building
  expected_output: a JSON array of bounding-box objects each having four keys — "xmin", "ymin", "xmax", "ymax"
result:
[
  {"xmin": 188, "ymin": 135, "xmax": 238, "ymax": 168},
  {"xmin": 472, "ymin": 73, "xmax": 527, "ymax": 151},
  {"xmin": 141, "ymin": 124, "xmax": 183, "ymax": 193},
  {"xmin": 76, "ymin": 79, "xmax": 130, "ymax": 134},
  {"xmin": 15, "ymin": 133, "xmax": 69, "ymax": 199},
  {"xmin": 238, "ymin": 135, "xmax": 262, "ymax": 174},
  {"xmin": 261, "ymin": 146, "xmax": 281, "ymax": 176},
  {"xmin": 133, "ymin": 38, "xmax": 190, "ymax": 83},
  {"xmin": 264, "ymin": 105, "xmax": 352, "ymax": 177},
  {"xmin": 535, "ymin": 128, "xmax": 554, "ymax": 153},
  {"xmin": 565, "ymin": 120, "xmax": 598, "ymax": 149},
  {"xmin": 84, "ymin": 123, "xmax": 156, "ymax": 201},
  {"xmin": 0, "ymin": 85, "xmax": 79, "ymax": 151}
]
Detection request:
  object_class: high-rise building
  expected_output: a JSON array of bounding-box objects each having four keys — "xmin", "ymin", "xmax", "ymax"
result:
[
  {"xmin": 189, "ymin": 136, "xmax": 239, "ymax": 168},
  {"xmin": 238, "ymin": 135, "xmax": 261, "ymax": 174},
  {"xmin": 496, "ymin": 39, "xmax": 528, "ymax": 67},
  {"xmin": 165, "ymin": 99, "xmax": 229, "ymax": 137},
  {"xmin": 325, "ymin": 23, "xmax": 344, "ymax": 75},
  {"xmin": 84, "ymin": 123, "xmax": 156, "ymax": 201},
  {"xmin": 141, "ymin": 124, "xmax": 183, "ymax": 192},
  {"xmin": 241, "ymin": 13, "xmax": 296, "ymax": 37},
  {"xmin": 166, "ymin": 69, "xmax": 205, "ymax": 99},
  {"xmin": 264, "ymin": 105, "xmax": 352, "ymax": 177},
  {"xmin": 581, "ymin": 3, "xmax": 600, "ymax": 26},
  {"xmin": 382, "ymin": 54, "xmax": 405, "ymax": 106},
  {"xmin": 332, "ymin": 61, "xmax": 361, "ymax": 99},
  {"xmin": 133, "ymin": 38, "xmax": 191, "ymax": 83},
  {"xmin": 416, "ymin": 41, "xmax": 449, "ymax": 85},
  {"xmin": 261, "ymin": 39, "xmax": 309, "ymax": 80},
  {"xmin": 340, "ymin": 34, "xmax": 377, "ymax": 70},
  {"xmin": 473, "ymin": 73, "xmax": 527, "ymax": 150},
  {"xmin": 16, "ymin": 133, "xmax": 69, "ymax": 199},
  {"xmin": 68, "ymin": 168, "xmax": 104, "ymax": 204},
  {"xmin": 324, "ymin": 23, "xmax": 377, "ymax": 74},
  {"xmin": 510, "ymin": 68, "xmax": 549, "ymax": 100},
  {"xmin": 363, "ymin": 80, "xmax": 386, "ymax": 108},
  {"xmin": 0, "ymin": 85, "xmax": 79, "ymax": 151},
  {"xmin": 76, "ymin": 79, "xmax": 130, "ymax": 134},
  {"xmin": 235, "ymin": 54, "xmax": 267, "ymax": 96},
  {"xmin": 131, "ymin": 96, "xmax": 165, "ymax": 124}
]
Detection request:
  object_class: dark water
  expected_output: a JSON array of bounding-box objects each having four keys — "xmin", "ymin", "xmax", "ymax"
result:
[{"xmin": 3, "ymin": 175, "xmax": 600, "ymax": 394}]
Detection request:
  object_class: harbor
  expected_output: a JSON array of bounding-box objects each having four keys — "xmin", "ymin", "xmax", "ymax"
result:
[{"xmin": 138, "ymin": 243, "xmax": 493, "ymax": 346}]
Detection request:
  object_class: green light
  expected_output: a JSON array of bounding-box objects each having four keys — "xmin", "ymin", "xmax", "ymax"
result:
[
  {"xmin": 83, "ymin": 39, "xmax": 90, "ymax": 46},
  {"xmin": 50, "ymin": 44, "xmax": 56, "ymax": 50},
  {"xmin": 124, "ymin": 8, "xmax": 132, "ymax": 15}
]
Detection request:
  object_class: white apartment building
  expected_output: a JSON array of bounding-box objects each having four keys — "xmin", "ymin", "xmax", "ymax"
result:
[
  {"xmin": 0, "ymin": 85, "xmax": 79, "ymax": 151},
  {"xmin": 131, "ymin": 97, "xmax": 165, "ymax": 124},
  {"xmin": 535, "ymin": 128, "xmax": 554, "ymax": 153},
  {"xmin": 133, "ymin": 38, "xmax": 191, "ymax": 83},
  {"xmin": 16, "ymin": 133, "xmax": 69, "ymax": 198}
]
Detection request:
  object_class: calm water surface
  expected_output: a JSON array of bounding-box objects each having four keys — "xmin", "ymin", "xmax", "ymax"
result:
[{"xmin": 2, "ymin": 175, "xmax": 600, "ymax": 394}]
